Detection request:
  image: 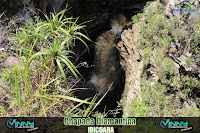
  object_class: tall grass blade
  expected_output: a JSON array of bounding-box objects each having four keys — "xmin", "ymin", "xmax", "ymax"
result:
[
  {"xmin": 83, "ymin": 95, "xmax": 98, "ymax": 117},
  {"xmin": 56, "ymin": 58, "xmax": 68, "ymax": 82},
  {"xmin": 52, "ymin": 95, "xmax": 92, "ymax": 104},
  {"xmin": 65, "ymin": 102, "xmax": 84, "ymax": 116},
  {"xmin": 28, "ymin": 50, "xmax": 52, "ymax": 62},
  {"xmin": 0, "ymin": 85, "xmax": 16, "ymax": 99}
]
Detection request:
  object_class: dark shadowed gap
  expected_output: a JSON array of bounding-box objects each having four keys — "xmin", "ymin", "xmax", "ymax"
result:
[{"xmin": 74, "ymin": 10, "xmax": 140, "ymax": 117}]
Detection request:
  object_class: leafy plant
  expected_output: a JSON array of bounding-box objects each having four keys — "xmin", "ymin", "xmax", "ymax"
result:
[
  {"xmin": 0, "ymin": 9, "xmax": 95, "ymax": 117},
  {"xmin": 15, "ymin": 9, "xmax": 91, "ymax": 81}
]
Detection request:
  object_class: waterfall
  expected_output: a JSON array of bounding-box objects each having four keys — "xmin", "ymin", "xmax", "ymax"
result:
[{"xmin": 89, "ymin": 14, "xmax": 130, "ymax": 95}]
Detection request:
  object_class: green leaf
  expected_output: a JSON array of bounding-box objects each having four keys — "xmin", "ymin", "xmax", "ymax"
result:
[
  {"xmin": 56, "ymin": 58, "xmax": 68, "ymax": 82},
  {"xmin": 0, "ymin": 85, "xmax": 17, "ymax": 99},
  {"xmin": 59, "ymin": 55, "xmax": 83, "ymax": 79},
  {"xmin": 52, "ymin": 95, "xmax": 92, "ymax": 104},
  {"xmin": 28, "ymin": 50, "xmax": 52, "ymax": 62}
]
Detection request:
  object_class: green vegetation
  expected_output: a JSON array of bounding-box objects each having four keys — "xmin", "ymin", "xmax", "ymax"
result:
[
  {"xmin": 129, "ymin": 1, "xmax": 200, "ymax": 117},
  {"xmin": 193, "ymin": 30, "xmax": 200, "ymax": 64},
  {"xmin": 0, "ymin": 9, "xmax": 96, "ymax": 117},
  {"xmin": 131, "ymin": 13, "xmax": 143, "ymax": 24},
  {"xmin": 1, "ymin": 0, "xmax": 200, "ymax": 118},
  {"xmin": 129, "ymin": 99, "xmax": 148, "ymax": 117}
]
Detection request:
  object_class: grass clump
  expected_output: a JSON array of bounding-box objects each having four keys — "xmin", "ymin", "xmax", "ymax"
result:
[{"xmin": 0, "ymin": 9, "xmax": 95, "ymax": 117}]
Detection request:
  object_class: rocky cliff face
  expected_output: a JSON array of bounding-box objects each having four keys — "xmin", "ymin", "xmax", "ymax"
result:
[
  {"xmin": 119, "ymin": 0, "xmax": 200, "ymax": 117},
  {"xmin": 118, "ymin": 24, "xmax": 143, "ymax": 117}
]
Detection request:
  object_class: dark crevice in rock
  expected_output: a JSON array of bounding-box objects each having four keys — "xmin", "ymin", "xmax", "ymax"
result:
[{"xmin": 179, "ymin": 65, "xmax": 200, "ymax": 80}]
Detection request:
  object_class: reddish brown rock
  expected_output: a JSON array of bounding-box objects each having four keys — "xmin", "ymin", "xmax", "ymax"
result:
[{"xmin": 3, "ymin": 56, "xmax": 20, "ymax": 68}]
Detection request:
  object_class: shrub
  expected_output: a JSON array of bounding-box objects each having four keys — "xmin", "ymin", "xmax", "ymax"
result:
[
  {"xmin": 131, "ymin": 13, "xmax": 143, "ymax": 24},
  {"xmin": 0, "ymin": 9, "xmax": 94, "ymax": 117},
  {"xmin": 129, "ymin": 1, "xmax": 200, "ymax": 117}
]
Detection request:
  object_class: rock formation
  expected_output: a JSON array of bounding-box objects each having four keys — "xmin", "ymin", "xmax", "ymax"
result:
[{"xmin": 119, "ymin": 0, "xmax": 200, "ymax": 117}]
